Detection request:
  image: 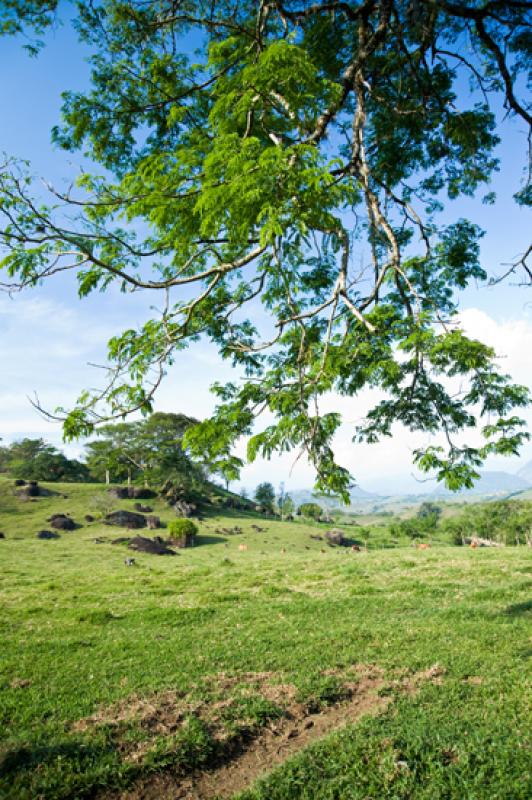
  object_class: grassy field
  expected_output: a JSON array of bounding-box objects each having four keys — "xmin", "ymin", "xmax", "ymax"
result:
[{"xmin": 0, "ymin": 478, "xmax": 531, "ymax": 799}]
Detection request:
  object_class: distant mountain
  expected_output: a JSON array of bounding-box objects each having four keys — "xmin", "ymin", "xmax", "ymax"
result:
[
  {"xmin": 289, "ymin": 486, "xmax": 377, "ymax": 510},
  {"xmin": 516, "ymin": 459, "xmax": 532, "ymax": 485},
  {"xmin": 251, "ymin": 469, "xmax": 532, "ymax": 513},
  {"xmin": 429, "ymin": 470, "xmax": 531, "ymax": 498}
]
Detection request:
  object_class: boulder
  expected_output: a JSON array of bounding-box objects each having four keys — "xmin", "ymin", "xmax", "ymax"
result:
[
  {"xmin": 85, "ymin": 514, "xmax": 95, "ymax": 522},
  {"xmin": 128, "ymin": 535, "xmax": 175, "ymax": 555},
  {"xmin": 37, "ymin": 530, "xmax": 60, "ymax": 540},
  {"xmin": 108, "ymin": 486, "xmax": 129, "ymax": 499},
  {"xmin": 48, "ymin": 514, "xmax": 77, "ymax": 531},
  {"xmin": 18, "ymin": 483, "xmax": 40, "ymax": 498},
  {"xmin": 129, "ymin": 487, "xmax": 157, "ymax": 500},
  {"xmin": 325, "ymin": 528, "xmax": 347, "ymax": 546},
  {"xmin": 168, "ymin": 532, "xmax": 196, "ymax": 549},
  {"xmin": 466, "ymin": 536, "xmax": 502, "ymax": 548},
  {"xmin": 146, "ymin": 515, "xmax": 161, "ymax": 530},
  {"xmin": 0, "ymin": 532, "xmax": 5, "ymax": 539},
  {"xmin": 172, "ymin": 500, "xmax": 197, "ymax": 518},
  {"xmin": 106, "ymin": 510, "xmax": 146, "ymax": 529},
  {"xmin": 108, "ymin": 486, "xmax": 157, "ymax": 500}
]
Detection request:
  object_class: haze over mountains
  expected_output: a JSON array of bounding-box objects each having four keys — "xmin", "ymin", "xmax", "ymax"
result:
[{"xmin": 289, "ymin": 460, "xmax": 532, "ymax": 510}]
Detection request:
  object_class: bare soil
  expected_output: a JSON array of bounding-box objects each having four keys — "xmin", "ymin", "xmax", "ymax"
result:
[{"xmin": 90, "ymin": 664, "xmax": 443, "ymax": 800}]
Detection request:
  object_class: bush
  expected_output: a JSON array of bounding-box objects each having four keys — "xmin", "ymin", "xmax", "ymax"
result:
[
  {"xmin": 298, "ymin": 502, "xmax": 323, "ymax": 520},
  {"xmin": 167, "ymin": 518, "xmax": 198, "ymax": 538},
  {"xmin": 89, "ymin": 492, "xmax": 117, "ymax": 519}
]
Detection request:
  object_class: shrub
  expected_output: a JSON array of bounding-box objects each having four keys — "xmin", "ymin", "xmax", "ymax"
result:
[
  {"xmin": 167, "ymin": 518, "xmax": 198, "ymax": 538},
  {"xmin": 89, "ymin": 492, "xmax": 117, "ymax": 519},
  {"xmin": 298, "ymin": 502, "xmax": 323, "ymax": 520}
]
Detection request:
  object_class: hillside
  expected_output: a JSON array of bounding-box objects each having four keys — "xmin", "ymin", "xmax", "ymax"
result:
[
  {"xmin": 288, "ymin": 469, "xmax": 532, "ymax": 514},
  {"xmin": 0, "ymin": 477, "xmax": 531, "ymax": 800},
  {"xmin": 289, "ymin": 486, "xmax": 377, "ymax": 510},
  {"xmin": 429, "ymin": 470, "xmax": 531, "ymax": 498}
]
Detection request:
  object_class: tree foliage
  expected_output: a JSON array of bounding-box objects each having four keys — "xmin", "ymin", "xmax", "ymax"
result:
[
  {"xmin": 84, "ymin": 412, "xmax": 201, "ymax": 485},
  {"xmin": 298, "ymin": 501, "xmax": 323, "ymax": 519},
  {"xmin": 2, "ymin": 437, "xmax": 91, "ymax": 482},
  {"xmin": 441, "ymin": 499, "xmax": 532, "ymax": 545},
  {"xmin": 254, "ymin": 481, "xmax": 276, "ymax": 510},
  {"xmin": 0, "ymin": 1, "xmax": 531, "ymax": 499}
]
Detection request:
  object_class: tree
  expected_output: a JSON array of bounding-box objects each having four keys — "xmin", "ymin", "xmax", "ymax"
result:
[
  {"xmin": 4, "ymin": 438, "xmax": 91, "ymax": 482},
  {"xmin": 1, "ymin": 2, "xmax": 530, "ymax": 500},
  {"xmin": 282, "ymin": 494, "xmax": 295, "ymax": 518},
  {"xmin": 0, "ymin": 438, "xmax": 9, "ymax": 473},
  {"xmin": 85, "ymin": 412, "xmax": 201, "ymax": 485},
  {"xmin": 391, "ymin": 518, "xmax": 426, "ymax": 542},
  {"xmin": 255, "ymin": 482, "xmax": 276, "ymax": 512},
  {"xmin": 416, "ymin": 500, "xmax": 442, "ymax": 530},
  {"xmin": 298, "ymin": 502, "xmax": 323, "ymax": 520},
  {"xmin": 442, "ymin": 499, "xmax": 532, "ymax": 545},
  {"xmin": 417, "ymin": 502, "xmax": 442, "ymax": 521},
  {"xmin": 277, "ymin": 482, "xmax": 295, "ymax": 517}
]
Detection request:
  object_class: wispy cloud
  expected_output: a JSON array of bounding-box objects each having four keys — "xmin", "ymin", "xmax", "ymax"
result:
[{"xmin": 1, "ymin": 294, "xmax": 531, "ymax": 488}]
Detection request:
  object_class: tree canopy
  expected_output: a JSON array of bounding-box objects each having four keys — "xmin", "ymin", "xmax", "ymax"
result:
[
  {"xmin": 84, "ymin": 411, "xmax": 202, "ymax": 484},
  {"xmin": 0, "ymin": 437, "xmax": 91, "ymax": 482},
  {"xmin": 0, "ymin": 1, "xmax": 531, "ymax": 499},
  {"xmin": 254, "ymin": 481, "xmax": 276, "ymax": 510}
]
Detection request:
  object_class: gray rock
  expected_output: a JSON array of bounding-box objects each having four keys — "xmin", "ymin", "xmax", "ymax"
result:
[
  {"xmin": 128, "ymin": 536, "xmax": 175, "ymax": 555},
  {"xmin": 37, "ymin": 530, "xmax": 60, "ymax": 540},
  {"xmin": 105, "ymin": 510, "xmax": 146, "ymax": 529},
  {"xmin": 324, "ymin": 528, "xmax": 347, "ymax": 546},
  {"xmin": 48, "ymin": 514, "xmax": 77, "ymax": 531}
]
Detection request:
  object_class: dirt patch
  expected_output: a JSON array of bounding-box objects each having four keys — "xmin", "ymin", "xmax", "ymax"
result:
[
  {"xmin": 396, "ymin": 663, "xmax": 446, "ymax": 696},
  {"xmin": 92, "ymin": 664, "xmax": 443, "ymax": 800}
]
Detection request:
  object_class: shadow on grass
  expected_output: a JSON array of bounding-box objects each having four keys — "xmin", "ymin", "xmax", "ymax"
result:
[
  {"xmin": 505, "ymin": 599, "xmax": 532, "ymax": 616},
  {"xmin": 195, "ymin": 534, "xmax": 228, "ymax": 547},
  {"xmin": 0, "ymin": 740, "xmax": 110, "ymax": 779}
]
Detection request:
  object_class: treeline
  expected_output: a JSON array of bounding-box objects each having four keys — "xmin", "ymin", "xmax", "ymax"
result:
[
  {"xmin": 0, "ymin": 413, "xmax": 206, "ymax": 488},
  {"xmin": 0, "ymin": 438, "xmax": 91, "ymax": 482},
  {"xmin": 392, "ymin": 501, "xmax": 532, "ymax": 546}
]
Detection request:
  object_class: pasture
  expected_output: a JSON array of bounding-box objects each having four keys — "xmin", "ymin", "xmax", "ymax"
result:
[{"xmin": 0, "ymin": 479, "xmax": 530, "ymax": 799}]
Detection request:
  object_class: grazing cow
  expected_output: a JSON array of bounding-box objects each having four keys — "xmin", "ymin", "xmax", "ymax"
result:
[
  {"xmin": 417, "ymin": 543, "xmax": 430, "ymax": 550},
  {"xmin": 238, "ymin": 543, "xmax": 248, "ymax": 552}
]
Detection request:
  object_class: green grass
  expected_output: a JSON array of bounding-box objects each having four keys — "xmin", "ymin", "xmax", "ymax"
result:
[{"xmin": 0, "ymin": 477, "xmax": 531, "ymax": 799}]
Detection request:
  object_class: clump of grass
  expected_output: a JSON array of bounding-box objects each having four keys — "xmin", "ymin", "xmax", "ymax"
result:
[{"xmin": 295, "ymin": 675, "xmax": 350, "ymax": 711}]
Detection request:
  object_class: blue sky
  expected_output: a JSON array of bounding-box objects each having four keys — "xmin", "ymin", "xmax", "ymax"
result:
[{"xmin": 0, "ymin": 16, "xmax": 531, "ymax": 492}]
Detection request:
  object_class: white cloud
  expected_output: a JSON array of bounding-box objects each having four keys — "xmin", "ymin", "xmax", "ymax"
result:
[
  {"xmin": 1, "ymin": 293, "xmax": 531, "ymax": 488},
  {"xmin": 459, "ymin": 307, "xmax": 532, "ymax": 386}
]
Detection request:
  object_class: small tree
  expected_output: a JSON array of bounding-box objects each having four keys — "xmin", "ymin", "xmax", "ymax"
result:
[
  {"xmin": 298, "ymin": 502, "xmax": 323, "ymax": 521},
  {"xmin": 254, "ymin": 482, "xmax": 276, "ymax": 513},
  {"xmin": 391, "ymin": 518, "xmax": 426, "ymax": 543},
  {"xmin": 282, "ymin": 495, "xmax": 295, "ymax": 519},
  {"xmin": 359, "ymin": 526, "xmax": 371, "ymax": 551},
  {"xmin": 417, "ymin": 502, "xmax": 442, "ymax": 522}
]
